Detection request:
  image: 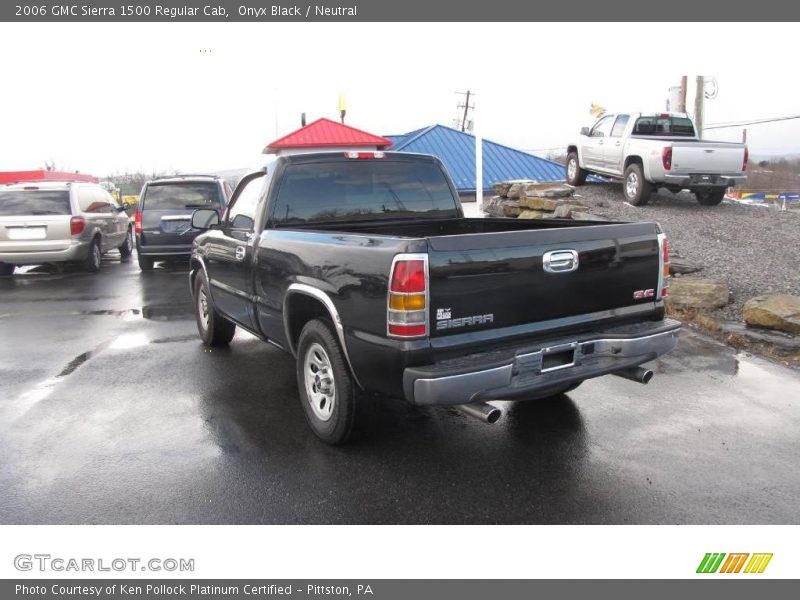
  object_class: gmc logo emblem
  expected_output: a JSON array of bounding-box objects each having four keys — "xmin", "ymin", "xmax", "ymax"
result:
[{"xmin": 633, "ymin": 288, "xmax": 655, "ymax": 300}]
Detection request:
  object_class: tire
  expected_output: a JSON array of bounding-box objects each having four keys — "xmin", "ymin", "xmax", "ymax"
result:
[
  {"xmin": 137, "ymin": 253, "xmax": 154, "ymax": 271},
  {"xmin": 695, "ymin": 189, "xmax": 725, "ymax": 206},
  {"xmin": 83, "ymin": 238, "xmax": 101, "ymax": 273},
  {"xmin": 118, "ymin": 228, "xmax": 133, "ymax": 260},
  {"xmin": 622, "ymin": 162, "xmax": 653, "ymax": 206},
  {"xmin": 565, "ymin": 152, "xmax": 587, "ymax": 186},
  {"xmin": 194, "ymin": 270, "xmax": 236, "ymax": 347},
  {"xmin": 296, "ymin": 318, "xmax": 373, "ymax": 445},
  {"xmin": 0, "ymin": 263, "xmax": 15, "ymax": 276}
]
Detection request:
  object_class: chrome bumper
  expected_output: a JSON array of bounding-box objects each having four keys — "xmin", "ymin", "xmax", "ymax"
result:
[{"xmin": 404, "ymin": 320, "xmax": 681, "ymax": 406}]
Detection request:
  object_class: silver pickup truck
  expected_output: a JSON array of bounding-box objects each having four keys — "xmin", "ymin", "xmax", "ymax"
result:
[{"xmin": 567, "ymin": 112, "xmax": 747, "ymax": 206}]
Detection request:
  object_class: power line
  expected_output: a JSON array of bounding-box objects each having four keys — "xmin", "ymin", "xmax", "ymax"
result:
[{"xmin": 705, "ymin": 114, "xmax": 800, "ymax": 130}]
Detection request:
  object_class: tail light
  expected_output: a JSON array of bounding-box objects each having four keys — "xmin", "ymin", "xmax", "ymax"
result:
[
  {"xmin": 661, "ymin": 147, "xmax": 673, "ymax": 171},
  {"xmin": 134, "ymin": 211, "xmax": 142, "ymax": 234},
  {"xmin": 659, "ymin": 234, "xmax": 670, "ymax": 298},
  {"xmin": 742, "ymin": 146, "xmax": 749, "ymax": 172},
  {"xmin": 70, "ymin": 216, "xmax": 85, "ymax": 236},
  {"xmin": 387, "ymin": 255, "xmax": 427, "ymax": 338},
  {"xmin": 345, "ymin": 151, "xmax": 385, "ymax": 159}
]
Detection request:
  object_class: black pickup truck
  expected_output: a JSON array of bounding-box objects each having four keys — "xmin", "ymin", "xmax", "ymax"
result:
[{"xmin": 189, "ymin": 151, "xmax": 680, "ymax": 444}]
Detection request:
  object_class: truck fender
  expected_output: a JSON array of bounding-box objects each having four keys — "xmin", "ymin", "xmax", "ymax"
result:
[{"xmin": 283, "ymin": 283, "xmax": 363, "ymax": 389}]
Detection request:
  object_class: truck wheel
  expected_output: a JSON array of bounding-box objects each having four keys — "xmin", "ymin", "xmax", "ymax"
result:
[
  {"xmin": 138, "ymin": 254, "xmax": 154, "ymax": 271},
  {"xmin": 118, "ymin": 228, "xmax": 133, "ymax": 260},
  {"xmin": 566, "ymin": 152, "xmax": 587, "ymax": 186},
  {"xmin": 695, "ymin": 189, "xmax": 725, "ymax": 206},
  {"xmin": 194, "ymin": 270, "xmax": 236, "ymax": 347},
  {"xmin": 296, "ymin": 318, "xmax": 372, "ymax": 445},
  {"xmin": 623, "ymin": 163, "xmax": 652, "ymax": 206},
  {"xmin": 0, "ymin": 263, "xmax": 15, "ymax": 276},
  {"xmin": 83, "ymin": 238, "xmax": 101, "ymax": 273}
]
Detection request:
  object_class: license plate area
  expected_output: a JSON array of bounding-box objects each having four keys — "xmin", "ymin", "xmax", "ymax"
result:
[
  {"xmin": 7, "ymin": 226, "xmax": 46, "ymax": 240},
  {"xmin": 160, "ymin": 218, "xmax": 191, "ymax": 233},
  {"xmin": 541, "ymin": 343, "xmax": 577, "ymax": 373},
  {"xmin": 514, "ymin": 341, "xmax": 579, "ymax": 384}
]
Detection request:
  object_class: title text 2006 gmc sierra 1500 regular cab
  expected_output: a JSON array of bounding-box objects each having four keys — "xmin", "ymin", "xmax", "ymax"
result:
[
  {"xmin": 567, "ymin": 112, "xmax": 747, "ymax": 206},
  {"xmin": 189, "ymin": 151, "xmax": 680, "ymax": 444}
]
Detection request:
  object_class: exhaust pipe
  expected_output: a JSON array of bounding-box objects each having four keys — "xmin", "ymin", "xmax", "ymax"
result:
[
  {"xmin": 613, "ymin": 366, "xmax": 654, "ymax": 384},
  {"xmin": 456, "ymin": 401, "xmax": 502, "ymax": 424}
]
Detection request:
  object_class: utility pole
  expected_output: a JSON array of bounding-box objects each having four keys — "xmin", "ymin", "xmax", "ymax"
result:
[
  {"xmin": 455, "ymin": 90, "xmax": 475, "ymax": 133},
  {"xmin": 678, "ymin": 76, "xmax": 687, "ymax": 112},
  {"xmin": 694, "ymin": 76, "xmax": 704, "ymax": 139}
]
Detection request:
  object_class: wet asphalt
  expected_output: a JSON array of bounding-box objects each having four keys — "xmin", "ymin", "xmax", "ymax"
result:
[{"xmin": 1, "ymin": 253, "xmax": 799, "ymax": 525}]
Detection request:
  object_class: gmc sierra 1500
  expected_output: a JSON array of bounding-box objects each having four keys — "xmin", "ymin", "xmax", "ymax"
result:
[{"xmin": 189, "ymin": 151, "xmax": 680, "ymax": 444}]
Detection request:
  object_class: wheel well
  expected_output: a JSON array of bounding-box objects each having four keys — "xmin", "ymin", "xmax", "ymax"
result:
[
  {"xmin": 285, "ymin": 293, "xmax": 332, "ymax": 354},
  {"xmin": 189, "ymin": 259, "xmax": 203, "ymax": 289},
  {"xmin": 567, "ymin": 145, "xmax": 578, "ymax": 156},
  {"xmin": 624, "ymin": 155, "xmax": 643, "ymax": 170}
]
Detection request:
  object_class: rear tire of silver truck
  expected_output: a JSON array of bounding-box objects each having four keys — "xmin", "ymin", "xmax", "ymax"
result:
[
  {"xmin": 118, "ymin": 228, "xmax": 133, "ymax": 261},
  {"xmin": 623, "ymin": 163, "xmax": 652, "ymax": 206},
  {"xmin": 296, "ymin": 318, "xmax": 373, "ymax": 445},
  {"xmin": 695, "ymin": 189, "xmax": 726, "ymax": 206},
  {"xmin": 566, "ymin": 152, "xmax": 587, "ymax": 186},
  {"xmin": 194, "ymin": 270, "xmax": 236, "ymax": 347}
]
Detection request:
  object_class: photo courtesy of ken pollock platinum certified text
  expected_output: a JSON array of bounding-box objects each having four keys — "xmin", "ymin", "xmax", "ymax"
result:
[{"xmin": 16, "ymin": 584, "xmax": 375, "ymax": 596}]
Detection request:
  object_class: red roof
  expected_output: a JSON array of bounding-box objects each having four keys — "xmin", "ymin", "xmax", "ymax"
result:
[
  {"xmin": 264, "ymin": 118, "xmax": 392, "ymax": 153},
  {"xmin": 0, "ymin": 170, "xmax": 99, "ymax": 184}
]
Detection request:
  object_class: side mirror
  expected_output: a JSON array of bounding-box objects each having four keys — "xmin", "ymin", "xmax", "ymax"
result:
[
  {"xmin": 580, "ymin": 127, "xmax": 591, "ymax": 136},
  {"xmin": 191, "ymin": 209, "xmax": 220, "ymax": 230}
]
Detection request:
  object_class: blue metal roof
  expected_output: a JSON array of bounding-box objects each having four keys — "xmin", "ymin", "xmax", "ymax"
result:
[{"xmin": 387, "ymin": 124, "xmax": 574, "ymax": 192}]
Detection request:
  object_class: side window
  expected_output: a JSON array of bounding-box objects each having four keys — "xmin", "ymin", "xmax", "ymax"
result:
[
  {"xmin": 611, "ymin": 115, "xmax": 630, "ymax": 137},
  {"xmin": 78, "ymin": 187, "xmax": 112, "ymax": 213},
  {"xmin": 591, "ymin": 116, "xmax": 614, "ymax": 138},
  {"xmin": 223, "ymin": 180, "xmax": 233, "ymax": 202},
  {"xmin": 227, "ymin": 174, "xmax": 265, "ymax": 231}
]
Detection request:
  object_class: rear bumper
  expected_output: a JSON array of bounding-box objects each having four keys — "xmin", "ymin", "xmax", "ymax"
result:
[
  {"xmin": 402, "ymin": 319, "xmax": 681, "ymax": 406},
  {"xmin": 0, "ymin": 241, "xmax": 90, "ymax": 265},
  {"xmin": 135, "ymin": 238, "xmax": 193, "ymax": 256},
  {"xmin": 662, "ymin": 173, "xmax": 745, "ymax": 188}
]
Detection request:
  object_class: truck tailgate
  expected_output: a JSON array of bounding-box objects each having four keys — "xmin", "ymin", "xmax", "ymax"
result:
[
  {"xmin": 426, "ymin": 222, "xmax": 661, "ymax": 337},
  {"xmin": 671, "ymin": 142, "xmax": 745, "ymax": 173}
]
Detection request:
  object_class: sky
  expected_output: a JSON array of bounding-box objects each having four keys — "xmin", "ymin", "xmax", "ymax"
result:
[{"xmin": 1, "ymin": 22, "xmax": 799, "ymax": 176}]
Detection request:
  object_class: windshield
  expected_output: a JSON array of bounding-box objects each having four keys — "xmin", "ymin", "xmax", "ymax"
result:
[
  {"xmin": 0, "ymin": 190, "xmax": 71, "ymax": 216},
  {"xmin": 142, "ymin": 181, "xmax": 221, "ymax": 210},
  {"xmin": 271, "ymin": 160, "xmax": 458, "ymax": 225},
  {"xmin": 633, "ymin": 116, "xmax": 696, "ymax": 137}
]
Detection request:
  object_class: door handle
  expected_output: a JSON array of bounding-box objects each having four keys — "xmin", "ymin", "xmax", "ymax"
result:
[
  {"xmin": 615, "ymin": 141, "xmax": 621, "ymax": 146},
  {"xmin": 598, "ymin": 140, "xmax": 604, "ymax": 145},
  {"xmin": 543, "ymin": 250, "xmax": 579, "ymax": 274},
  {"xmin": 235, "ymin": 246, "xmax": 246, "ymax": 261}
]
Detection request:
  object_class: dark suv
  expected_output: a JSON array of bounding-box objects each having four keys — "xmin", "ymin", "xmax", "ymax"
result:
[{"xmin": 135, "ymin": 175, "xmax": 230, "ymax": 270}]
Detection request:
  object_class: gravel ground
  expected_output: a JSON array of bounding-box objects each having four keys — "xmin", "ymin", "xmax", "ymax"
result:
[
  {"xmin": 568, "ymin": 183, "xmax": 800, "ymax": 321},
  {"xmin": 468, "ymin": 183, "xmax": 800, "ymax": 322}
]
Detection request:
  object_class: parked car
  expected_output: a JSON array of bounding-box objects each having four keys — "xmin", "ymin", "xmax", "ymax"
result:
[
  {"xmin": 188, "ymin": 151, "xmax": 680, "ymax": 444},
  {"xmin": 567, "ymin": 112, "xmax": 748, "ymax": 206},
  {"xmin": 135, "ymin": 175, "xmax": 230, "ymax": 271},
  {"xmin": 0, "ymin": 180, "xmax": 133, "ymax": 275}
]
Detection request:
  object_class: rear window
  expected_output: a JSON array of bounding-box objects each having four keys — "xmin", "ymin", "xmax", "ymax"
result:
[
  {"xmin": 0, "ymin": 190, "xmax": 71, "ymax": 216},
  {"xmin": 633, "ymin": 116, "xmax": 696, "ymax": 136},
  {"xmin": 271, "ymin": 160, "xmax": 458, "ymax": 225},
  {"xmin": 142, "ymin": 182, "xmax": 221, "ymax": 210}
]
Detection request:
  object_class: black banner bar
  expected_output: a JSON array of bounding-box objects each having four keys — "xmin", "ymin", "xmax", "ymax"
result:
[{"xmin": 3, "ymin": 0, "xmax": 800, "ymax": 22}]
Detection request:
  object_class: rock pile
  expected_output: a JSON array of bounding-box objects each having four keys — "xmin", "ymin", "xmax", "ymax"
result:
[{"xmin": 483, "ymin": 181, "xmax": 606, "ymax": 221}]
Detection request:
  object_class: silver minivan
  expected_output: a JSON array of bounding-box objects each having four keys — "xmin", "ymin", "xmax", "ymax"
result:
[{"xmin": 0, "ymin": 180, "xmax": 133, "ymax": 275}]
